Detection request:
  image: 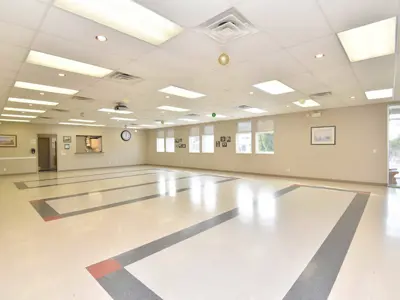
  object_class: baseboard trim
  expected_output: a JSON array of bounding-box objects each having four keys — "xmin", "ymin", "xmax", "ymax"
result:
[{"xmin": 145, "ymin": 164, "xmax": 387, "ymax": 187}]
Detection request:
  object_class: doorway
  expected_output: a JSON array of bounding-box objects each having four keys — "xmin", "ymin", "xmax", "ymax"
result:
[
  {"xmin": 389, "ymin": 106, "xmax": 400, "ymax": 187},
  {"xmin": 37, "ymin": 134, "xmax": 57, "ymax": 172}
]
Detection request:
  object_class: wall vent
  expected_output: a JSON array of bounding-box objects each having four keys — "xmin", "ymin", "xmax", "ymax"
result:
[
  {"xmin": 107, "ymin": 71, "xmax": 142, "ymax": 82},
  {"xmin": 237, "ymin": 105, "xmax": 252, "ymax": 110},
  {"xmin": 38, "ymin": 116, "xmax": 53, "ymax": 120},
  {"xmin": 198, "ymin": 7, "xmax": 258, "ymax": 44},
  {"xmin": 51, "ymin": 108, "xmax": 70, "ymax": 113},
  {"xmin": 186, "ymin": 113, "xmax": 200, "ymax": 117}
]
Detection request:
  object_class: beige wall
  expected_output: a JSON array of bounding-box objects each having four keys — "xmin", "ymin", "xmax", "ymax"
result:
[
  {"xmin": 0, "ymin": 123, "xmax": 147, "ymax": 175},
  {"xmin": 147, "ymin": 104, "xmax": 388, "ymax": 184}
]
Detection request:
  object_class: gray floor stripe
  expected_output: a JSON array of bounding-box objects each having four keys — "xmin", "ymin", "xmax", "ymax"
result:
[
  {"xmin": 14, "ymin": 182, "xmax": 28, "ymax": 190},
  {"xmin": 91, "ymin": 184, "xmax": 299, "ymax": 300},
  {"xmin": 282, "ymin": 192, "xmax": 370, "ymax": 300},
  {"xmin": 299, "ymin": 184, "xmax": 368, "ymax": 194},
  {"xmin": 24, "ymin": 172, "xmax": 159, "ymax": 189},
  {"xmin": 38, "ymin": 174, "xmax": 203, "ymax": 202},
  {"xmin": 97, "ymin": 269, "xmax": 162, "ymax": 300},
  {"xmin": 59, "ymin": 178, "xmax": 238, "ymax": 220}
]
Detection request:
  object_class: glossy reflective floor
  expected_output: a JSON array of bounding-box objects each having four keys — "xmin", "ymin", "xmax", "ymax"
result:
[{"xmin": 0, "ymin": 166, "xmax": 399, "ymax": 300}]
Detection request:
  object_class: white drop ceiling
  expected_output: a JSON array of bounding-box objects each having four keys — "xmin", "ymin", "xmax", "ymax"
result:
[{"xmin": 0, "ymin": 0, "xmax": 399, "ymax": 129}]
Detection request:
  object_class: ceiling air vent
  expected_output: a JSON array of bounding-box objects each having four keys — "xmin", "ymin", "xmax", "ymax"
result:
[
  {"xmin": 38, "ymin": 116, "xmax": 53, "ymax": 120},
  {"xmin": 310, "ymin": 91, "xmax": 332, "ymax": 98},
  {"xmin": 237, "ymin": 105, "xmax": 252, "ymax": 109},
  {"xmin": 107, "ymin": 71, "xmax": 142, "ymax": 82},
  {"xmin": 198, "ymin": 7, "xmax": 258, "ymax": 44},
  {"xmin": 186, "ymin": 113, "xmax": 200, "ymax": 117},
  {"xmin": 72, "ymin": 96, "xmax": 94, "ymax": 102},
  {"xmin": 51, "ymin": 108, "xmax": 70, "ymax": 113}
]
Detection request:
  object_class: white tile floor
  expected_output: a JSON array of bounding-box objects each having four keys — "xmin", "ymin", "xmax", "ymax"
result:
[{"xmin": 0, "ymin": 165, "xmax": 398, "ymax": 300}]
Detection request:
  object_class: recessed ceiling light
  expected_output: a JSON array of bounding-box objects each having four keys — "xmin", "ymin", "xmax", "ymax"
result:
[
  {"xmin": 110, "ymin": 117, "xmax": 137, "ymax": 121},
  {"xmin": 178, "ymin": 118, "xmax": 197, "ymax": 122},
  {"xmin": 157, "ymin": 106, "xmax": 190, "ymax": 112},
  {"xmin": 315, "ymin": 53, "xmax": 325, "ymax": 59},
  {"xmin": 69, "ymin": 119, "xmax": 96, "ymax": 123},
  {"xmin": 29, "ymin": 104, "xmax": 33, "ymax": 107},
  {"xmin": 58, "ymin": 73, "xmax": 66, "ymax": 77},
  {"xmin": 4, "ymin": 107, "xmax": 45, "ymax": 113},
  {"xmin": 26, "ymin": 51, "xmax": 113, "ymax": 78},
  {"xmin": 249, "ymin": 91, "xmax": 254, "ymax": 95},
  {"xmin": 8, "ymin": 97, "xmax": 59, "ymax": 106},
  {"xmin": 206, "ymin": 114, "xmax": 227, "ymax": 118},
  {"xmin": 159, "ymin": 86, "xmax": 206, "ymax": 99},
  {"xmin": 54, "ymin": 0, "xmax": 183, "ymax": 46},
  {"xmin": 15, "ymin": 81, "xmax": 78, "ymax": 95},
  {"xmin": 253, "ymin": 80, "xmax": 295, "ymax": 95},
  {"xmin": 0, "ymin": 118, "xmax": 30, "ymax": 123},
  {"xmin": 1, "ymin": 114, "xmax": 37, "ymax": 119},
  {"xmin": 286, "ymin": 105, "xmax": 290, "ymax": 108},
  {"xmin": 292, "ymin": 99, "xmax": 320, "ymax": 108},
  {"xmin": 59, "ymin": 122, "xmax": 105, "ymax": 127},
  {"xmin": 96, "ymin": 35, "xmax": 107, "ymax": 42},
  {"xmin": 338, "ymin": 17, "xmax": 396, "ymax": 62},
  {"xmin": 134, "ymin": 130, "xmax": 138, "ymax": 133},
  {"xmin": 40, "ymin": 92, "xmax": 44, "ymax": 95},
  {"xmin": 165, "ymin": 95, "xmax": 170, "ymax": 99},
  {"xmin": 98, "ymin": 108, "xmax": 133, "ymax": 114},
  {"xmin": 365, "ymin": 88, "xmax": 393, "ymax": 100},
  {"xmin": 350, "ymin": 96, "xmax": 356, "ymax": 99},
  {"xmin": 243, "ymin": 108, "xmax": 267, "ymax": 114}
]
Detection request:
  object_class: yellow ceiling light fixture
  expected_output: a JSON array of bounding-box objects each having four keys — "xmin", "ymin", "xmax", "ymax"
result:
[{"xmin": 218, "ymin": 53, "xmax": 230, "ymax": 66}]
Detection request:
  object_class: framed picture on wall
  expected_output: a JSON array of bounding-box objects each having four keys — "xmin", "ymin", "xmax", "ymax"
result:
[
  {"xmin": 63, "ymin": 136, "xmax": 71, "ymax": 143},
  {"xmin": 64, "ymin": 144, "xmax": 71, "ymax": 150},
  {"xmin": 311, "ymin": 126, "xmax": 336, "ymax": 145},
  {"xmin": 0, "ymin": 135, "xmax": 17, "ymax": 147}
]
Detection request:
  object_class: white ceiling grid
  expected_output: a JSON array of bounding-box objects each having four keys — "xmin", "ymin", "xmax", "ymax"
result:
[{"xmin": 0, "ymin": 0, "xmax": 399, "ymax": 128}]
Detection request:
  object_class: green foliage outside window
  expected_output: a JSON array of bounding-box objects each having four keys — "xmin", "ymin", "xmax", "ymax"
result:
[{"xmin": 257, "ymin": 132, "xmax": 274, "ymax": 153}]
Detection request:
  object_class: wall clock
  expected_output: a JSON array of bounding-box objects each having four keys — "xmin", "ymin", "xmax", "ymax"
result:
[{"xmin": 121, "ymin": 130, "xmax": 131, "ymax": 141}]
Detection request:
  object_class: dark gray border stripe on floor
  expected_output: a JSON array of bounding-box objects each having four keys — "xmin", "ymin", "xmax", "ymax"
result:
[
  {"xmin": 20, "ymin": 172, "xmax": 161, "ymax": 189},
  {"xmin": 282, "ymin": 192, "xmax": 370, "ymax": 300},
  {"xmin": 86, "ymin": 185, "xmax": 299, "ymax": 300},
  {"xmin": 298, "ymin": 184, "xmax": 370, "ymax": 195},
  {"xmin": 32, "ymin": 177, "xmax": 239, "ymax": 222}
]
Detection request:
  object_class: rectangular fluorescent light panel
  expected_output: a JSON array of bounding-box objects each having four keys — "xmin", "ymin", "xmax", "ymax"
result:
[
  {"xmin": 365, "ymin": 88, "xmax": 393, "ymax": 100},
  {"xmin": 159, "ymin": 86, "xmax": 206, "ymax": 99},
  {"xmin": 4, "ymin": 107, "xmax": 45, "ymax": 113},
  {"xmin": 1, "ymin": 114, "xmax": 37, "ymax": 119},
  {"xmin": 338, "ymin": 17, "xmax": 396, "ymax": 62},
  {"xmin": 253, "ymin": 80, "xmax": 295, "ymax": 95},
  {"xmin": 111, "ymin": 117, "xmax": 137, "ymax": 121},
  {"xmin": 8, "ymin": 97, "xmax": 59, "ymax": 106},
  {"xmin": 26, "ymin": 51, "xmax": 113, "ymax": 78},
  {"xmin": 14, "ymin": 81, "xmax": 78, "ymax": 95},
  {"xmin": 178, "ymin": 118, "xmax": 197, "ymax": 122},
  {"xmin": 69, "ymin": 119, "xmax": 96, "ymax": 123},
  {"xmin": 292, "ymin": 99, "xmax": 320, "ymax": 108},
  {"xmin": 0, "ymin": 118, "xmax": 30, "ymax": 123},
  {"xmin": 54, "ymin": 0, "xmax": 183, "ymax": 46},
  {"xmin": 139, "ymin": 124, "xmax": 156, "ymax": 127},
  {"xmin": 157, "ymin": 106, "xmax": 190, "ymax": 112},
  {"xmin": 59, "ymin": 122, "xmax": 105, "ymax": 127},
  {"xmin": 98, "ymin": 108, "xmax": 133, "ymax": 114},
  {"xmin": 243, "ymin": 108, "xmax": 266, "ymax": 114},
  {"xmin": 206, "ymin": 114, "xmax": 227, "ymax": 118}
]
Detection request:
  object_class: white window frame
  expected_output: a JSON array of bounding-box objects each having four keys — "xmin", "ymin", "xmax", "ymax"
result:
[
  {"xmin": 166, "ymin": 129, "xmax": 175, "ymax": 153},
  {"xmin": 202, "ymin": 125, "xmax": 214, "ymax": 153},
  {"xmin": 236, "ymin": 121, "xmax": 252, "ymax": 154},
  {"xmin": 189, "ymin": 127, "xmax": 200, "ymax": 153},
  {"xmin": 255, "ymin": 131, "xmax": 274, "ymax": 154}
]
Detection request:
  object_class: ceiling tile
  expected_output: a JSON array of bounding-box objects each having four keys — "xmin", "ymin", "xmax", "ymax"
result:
[
  {"xmin": 0, "ymin": 0, "xmax": 48, "ymax": 30},
  {"xmin": 236, "ymin": 0, "xmax": 333, "ymax": 47},
  {"xmin": 318, "ymin": 0, "xmax": 399, "ymax": 32},
  {"xmin": 0, "ymin": 21, "xmax": 36, "ymax": 47},
  {"xmin": 287, "ymin": 35, "xmax": 349, "ymax": 72}
]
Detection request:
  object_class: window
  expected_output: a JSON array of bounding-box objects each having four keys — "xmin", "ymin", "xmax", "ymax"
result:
[
  {"xmin": 76, "ymin": 135, "xmax": 102, "ymax": 153},
  {"xmin": 256, "ymin": 119, "xmax": 274, "ymax": 154},
  {"xmin": 166, "ymin": 129, "xmax": 175, "ymax": 153},
  {"xmin": 202, "ymin": 125, "xmax": 214, "ymax": 153},
  {"xmin": 236, "ymin": 121, "xmax": 252, "ymax": 154},
  {"xmin": 189, "ymin": 127, "xmax": 200, "ymax": 153},
  {"xmin": 156, "ymin": 130, "xmax": 165, "ymax": 152}
]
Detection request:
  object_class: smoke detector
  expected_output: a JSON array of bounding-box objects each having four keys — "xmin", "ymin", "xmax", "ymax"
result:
[{"xmin": 198, "ymin": 7, "xmax": 258, "ymax": 44}]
